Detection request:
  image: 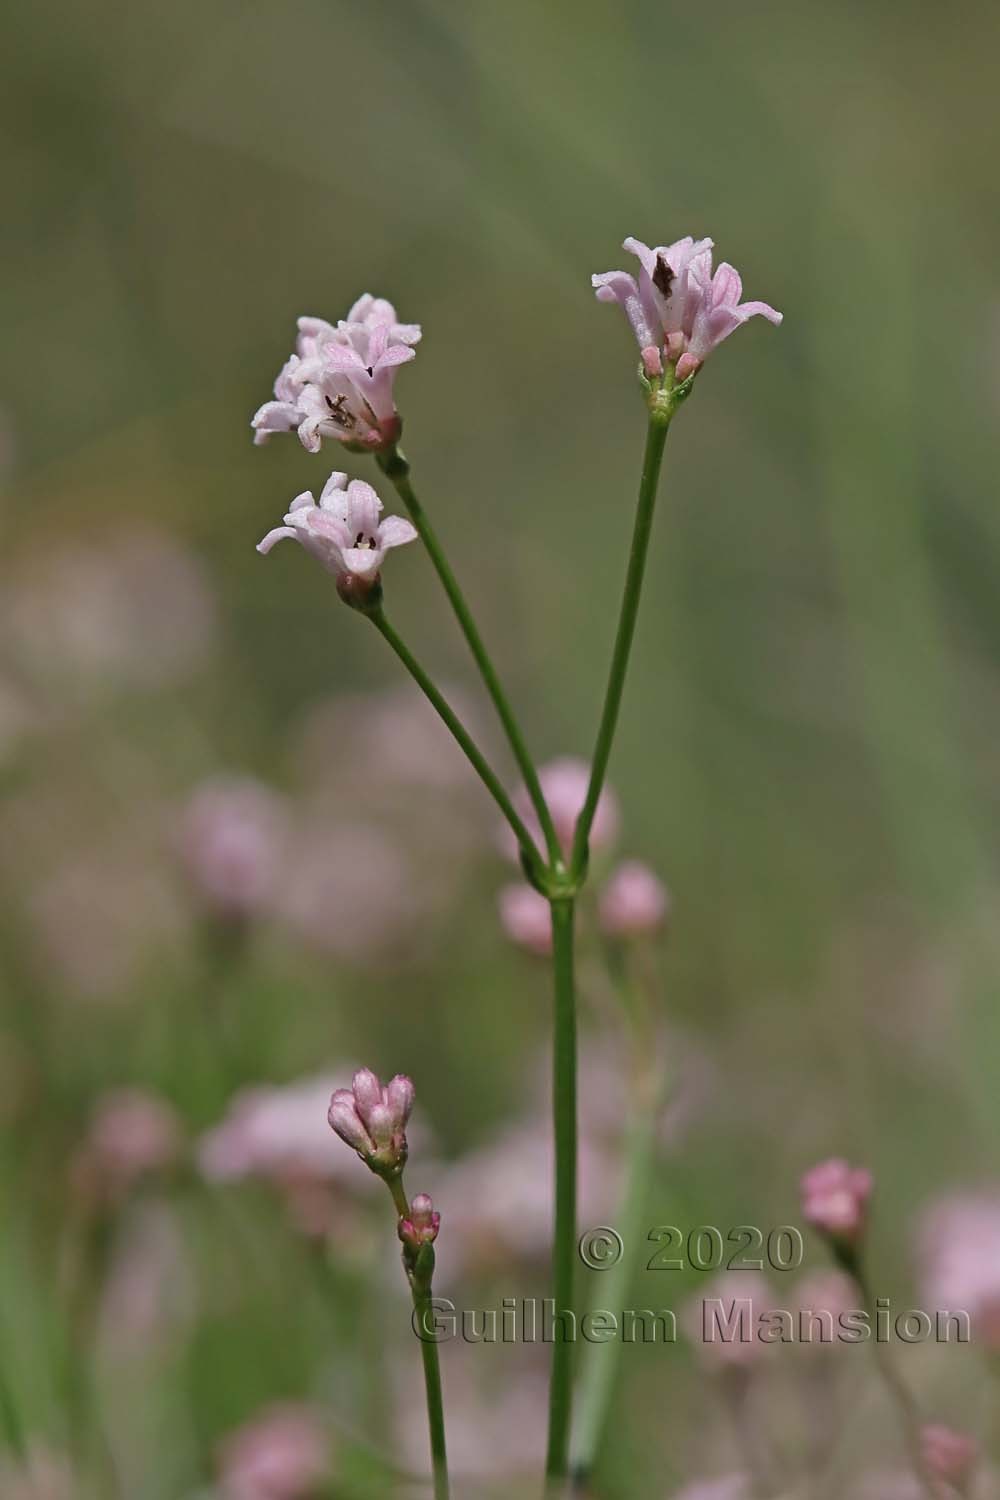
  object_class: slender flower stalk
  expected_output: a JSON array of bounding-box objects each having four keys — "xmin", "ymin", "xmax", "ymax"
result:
[
  {"xmin": 545, "ymin": 896, "xmax": 577, "ymax": 1487},
  {"xmin": 328, "ymin": 1073, "xmax": 449, "ymax": 1500},
  {"xmin": 367, "ymin": 607, "xmax": 545, "ymax": 884},
  {"xmin": 571, "ymin": 407, "xmax": 673, "ymax": 877},
  {"xmin": 377, "ymin": 445, "xmax": 562, "ymax": 868},
  {"xmin": 801, "ymin": 1162, "xmax": 936, "ymax": 1500}
]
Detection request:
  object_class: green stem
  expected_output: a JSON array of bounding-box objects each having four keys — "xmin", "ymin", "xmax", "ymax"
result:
[
  {"xmin": 378, "ymin": 447, "xmax": 562, "ymax": 867},
  {"xmin": 570, "ymin": 414, "xmax": 671, "ymax": 877},
  {"xmin": 368, "ymin": 607, "xmax": 544, "ymax": 881},
  {"xmin": 413, "ymin": 1284, "xmax": 450, "ymax": 1500},
  {"xmin": 386, "ymin": 1175, "xmax": 450, "ymax": 1500},
  {"xmin": 546, "ymin": 896, "xmax": 577, "ymax": 1487}
]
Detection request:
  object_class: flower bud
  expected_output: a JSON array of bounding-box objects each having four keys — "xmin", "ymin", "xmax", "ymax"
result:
[
  {"xmin": 399, "ymin": 1192, "xmax": 441, "ymax": 1252},
  {"xmin": 599, "ymin": 860, "xmax": 670, "ymax": 939},
  {"xmin": 800, "ymin": 1158, "xmax": 873, "ymax": 1246},
  {"xmin": 326, "ymin": 1091, "xmax": 370, "ymax": 1155},
  {"xmin": 327, "ymin": 1068, "xmax": 413, "ymax": 1179},
  {"xmin": 386, "ymin": 1074, "xmax": 415, "ymax": 1131},
  {"xmin": 498, "ymin": 884, "xmax": 552, "ymax": 956}
]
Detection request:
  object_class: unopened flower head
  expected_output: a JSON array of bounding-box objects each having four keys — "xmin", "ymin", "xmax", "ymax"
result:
[
  {"xmin": 800, "ymin": 1158, "xmax": 873, "ymax": 1246},
  {"xmin": 328, "ymin": 1067, "xmax": 414, "ymax": 1178},
  {"xmin": 593, "ymin": 236, "xmax": 781, "ymax": 384},
  {"xmin": 921, "ymin": 1425, "xmax": 978, "ymax": 1494},
  {"xmin": 257, "ymin": 472, "xmax": 417, "ymax": 606},
  {"xmin": 252, "ymin": 294, "xmax": 420, "ymax": 453},
  {"xmin": 398, "ymin": 1191, "xmax": 441, "ymax": 1251},
  {"xmin": 498, "ymin": 883, "xmax": 552, "ymax": 956},
  {"xmin": 599, "ymin": 859, "xmax": 670, "ymax": 938}
]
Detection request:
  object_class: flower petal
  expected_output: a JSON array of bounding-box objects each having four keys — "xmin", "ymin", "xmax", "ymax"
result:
[{"xmin": 377, "ymin": 516, "xmax": 418, "ymax": 551}]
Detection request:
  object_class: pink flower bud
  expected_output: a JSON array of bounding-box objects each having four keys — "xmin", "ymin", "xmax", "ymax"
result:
[
  {"xmin": 386, "ymin": 1074, "xmax": 415, "ymax": 1131},
  {"xmin": 349, "ymin": 1068, "xmax": 383, "ymax": 1127},
  {"xmin": 498, "ymin": 884, "xmax": 552, "ymax": 956},
  {"xmin": 327, "ymin": 1069, "xmax": 413, "ymax": 1178},
  {"xmin": 599, "ymin": 860, "xmax": 670, "ymax": 938},
  {"xmin": 365, "ymin": 1101, "xmax": 395, "ymax": 1148},
  {"xmin": 399, "ymin": 1192, "xmax": 441, "ymax": 1252},
  {"xmin": 921, "ymin": 1425, "xmax": 978, "ymax": 1492},
  {"xmin": 326, "ymin": 1091, "xmax": 371, "ymax": 1155},
  {"xmin": 675, "ymin": 352, "xmax": 702, "ymax": 383},
  {"xmin": 800, "ymin": 1158, "xmax": 873, "ymax": 1244}
]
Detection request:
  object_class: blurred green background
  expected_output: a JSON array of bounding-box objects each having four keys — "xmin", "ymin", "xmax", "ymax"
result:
[{"xmin": 2, "ymin": 0, "xmax": 999, "ymax": 1495}]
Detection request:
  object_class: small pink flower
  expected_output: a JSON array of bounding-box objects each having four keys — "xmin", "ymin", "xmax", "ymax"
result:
[
  {"xmin": 252, "ymin": 295, "xmax": 419, "ymax": 453},
  {"xmin": 503, "ymin": 757, "xmax": 620, "ymax": 863},
  {"xmin": 398, "ymin": 1191, "xmax": 441, "ymax": 1252},
  {"xmin": 328, "ymin": 1067, "xmax": 414, "ymax": 1177},
  {"xmin": 598, "ymin": 859, "xmax": 670, "ymax": 938},
  {"xmin": 257, "ymin": 472, "xmax": 417, "ymax": 595},
  {"xmin": 593, "ymin": 235, "xmax": 781, "ymax": 380},
  {"xmin": 216, "ymin": 1403, "xmax": 328, "ymax": 1500},
  {"xmin": 800, "ymin": 1158, "xmax": 873, "ymax": 1243},
  {"xmin": 683, "ymin": 1270, "xmax": 776, "ymax": 1370},
  {"xmin": 498, "ymin": 883, "xmax": 552, "ymax": 956},
  {"xmin": 921, "ymin": 1425, "xmax": 978, "ymax": 1493},
  {"xmin": 177, "ymin": 775, "xmax": 287, "ymax": 922}
]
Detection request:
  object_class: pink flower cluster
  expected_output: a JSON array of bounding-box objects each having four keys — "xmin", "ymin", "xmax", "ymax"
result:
[
  {"xmin": 800, "ymin": 1158, "xmax": 873, "ymax": 1243},
  {"xmin": 252, "ymin": 295, "xmax": 420, "ymax": 453},
  {"xmin": 327, "ymin": 1067, "xmax": 414, "ymax": 1177},
  {"xmin": 257, "ymin": 471, "xmax": 416, "ymax": 592},
  {"xmin": 593, "ymin": 236, "xmax": 781, "ymax": 382}
]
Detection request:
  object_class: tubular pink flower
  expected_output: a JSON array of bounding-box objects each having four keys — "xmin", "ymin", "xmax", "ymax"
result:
[
  {"xmin": 800, "ymin": 1158, "xmax": 873, "ymax": 1243},
  {"xmin": 251, "ymin": 295, "xmax": 419, "ymax": 453},
  {"xmin": 327, "ymin": 1068, "xmax": 414, "ymax": 1178},
  {"xmin": 598, "ymin": 859, "xmax": 670, "ymax": 938},
  {"xmin": 593, "ymin": 235, "xmax": 781, "ymax": 378},
  {"xmin": 257, "ymin": 472, "xmax": 417, "ymax": 588}
]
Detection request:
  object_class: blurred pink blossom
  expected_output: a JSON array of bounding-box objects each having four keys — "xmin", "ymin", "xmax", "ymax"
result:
[
  {"xmin": 918, "ymin": 1193, "xmax": 1000, "ymax": 1350},
  {"xmin": 599, "ymin": 859, "xmax": 670, "ymax": 938},
  {"xmin": 593, "ymin": 236, "xmax": 781, "ymax": 380},
  {"xmin": 3, "ymin": 526, "xmax": 217, "ymax": 693},
  {"xmin": 275, "ymin": 821, "xmax": 420, "ymax": 961},
  {"xmin": 216, "ymin": 1403, "xmax": 329, "ymax": 1500},
  {"xmin": 683, "ymin": 1271, "xmax": 777, "ymax": 1370},
  {"xmin": 921, "ymin": 1425, "xmax": 978, "ymax": 1493},
  {"xmin": 199, "ymin": 1073, "xmax": 372, "ymax": 1188},
  {"xmin": 498, "ymin": 883, "xmax": 552, "ymax": 956},
  {"xmin": 432, "ymin": 1120, "xmax": 615, "ymax": 1272},
  {"xmin": 800, "ymin": 1158, "xmax": 873, "ymax": 1243},
  {"xmin": 502, "ymin": 757, "xmax": 619, "ymax": 863},
  {"xmin": 252, "ymin": 296, "xmax": 419, "ymax": 453},
  {"xmin": 177, "ymin": 775, "xmax": 288, "ymax": 922},
  {"xmin": 76, "ymin": 1087, "xmax": 181, "ymax": 1201}
]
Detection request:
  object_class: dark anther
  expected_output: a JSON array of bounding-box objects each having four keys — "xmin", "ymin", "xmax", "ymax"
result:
[{"xmin": 653, "ymin": 257, "xmax": 675, "ymax": 298}]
